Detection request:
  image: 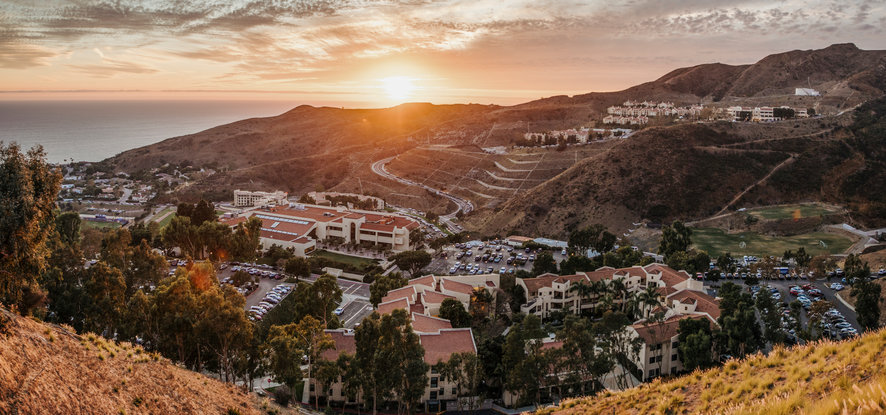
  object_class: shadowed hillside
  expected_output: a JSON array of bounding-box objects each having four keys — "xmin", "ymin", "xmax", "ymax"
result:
[{"xmin": 0, "ymin": 308, "xmax": 265, "ymax": 415}]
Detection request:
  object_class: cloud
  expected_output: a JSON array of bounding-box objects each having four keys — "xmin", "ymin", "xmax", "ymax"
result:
[{"xmin": 69, "ymin": 58, "xmax": 159, "ymax": 77}]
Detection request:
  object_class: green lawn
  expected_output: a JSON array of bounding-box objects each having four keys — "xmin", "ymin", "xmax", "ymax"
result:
[
  {"xmin": 310, "ymin": 250, "xmax": 376, "ymax": 268},
  {"xmin": 80, "ymin": 220, "xmax": 122, "ymax": 231},
  {"xmin": 691, "ymin": 227, "xmax": 854, "ymax": 257},
  {"xmin": 746, "ymin": 203, "xmax": 839, "ymax": 220},
  {"xmin": 153, "ymin": 207, "xmax": 176, "ymax": 228}
]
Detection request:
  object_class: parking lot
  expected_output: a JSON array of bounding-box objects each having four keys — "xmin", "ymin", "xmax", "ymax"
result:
[
  {"xmin": 705, "ymin": 274, "xmax": 862, "ymax": 343},
  {"xmin": 425, "ymin": 241, "xmax": 571, "ymax": 277}
]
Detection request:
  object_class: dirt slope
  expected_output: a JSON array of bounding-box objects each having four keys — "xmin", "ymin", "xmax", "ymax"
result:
[
  {"xmin": 0, "ymin": 308, "xmax": 263, "ymax": 415},
  {"xmin": 539, "ymin": 328, "xmax": 886, "ymax": 415}
]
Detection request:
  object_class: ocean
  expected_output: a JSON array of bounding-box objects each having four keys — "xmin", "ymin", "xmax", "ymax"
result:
[{"xmin": 0, "ymin": 100, "xmax": 299, "ymax": 164}]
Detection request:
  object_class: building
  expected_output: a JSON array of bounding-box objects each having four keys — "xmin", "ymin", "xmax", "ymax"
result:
[
  {"xmin": 220, "ymin": 203, "xmax": 420, "ymax": 255},
  {"xmin": 233, "ymin": 189, "xmax": 288, "ymax": 207},
  {"xmin": 313, "ymin": 273, "xmax": 485, "ymax": 412},
  {"xmin": 628, "ymin": 314, "xmax": 715, "ymax": 380},
  {"xmin": 517, "ymin": 264, "xmax": 706, "ymax": 320}
]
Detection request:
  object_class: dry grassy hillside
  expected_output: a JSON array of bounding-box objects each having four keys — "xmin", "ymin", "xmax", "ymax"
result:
[
  {"xmin": 540, "ymin": 328, "xmax": 886, "ymax": 415},
  {"xmin": 0, "ymin": 308, "xmax": 265, "ymax": 415}
]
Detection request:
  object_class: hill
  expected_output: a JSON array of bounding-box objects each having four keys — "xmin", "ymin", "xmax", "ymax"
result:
[
  {"xmin": 102, "ymin": 44, "xmax": 886, "ymax": 231},
  {"xmin": 539, "ymin": 328, "xmax": 886, "ymax": 415},
  {"xmin": 0, "ymin": 308, "xmax": 265, "ymax": 415},
  {"xmin": 471, "ymin": 94, "xmax": 886, "ymax": 237}
]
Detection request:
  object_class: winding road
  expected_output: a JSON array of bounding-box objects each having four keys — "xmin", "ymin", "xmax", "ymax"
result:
[{"xmin": 371, "ymin": 156, "xmax": 473, "ymax": 233}]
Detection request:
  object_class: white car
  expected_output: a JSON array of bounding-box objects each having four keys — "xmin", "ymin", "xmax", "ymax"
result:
[{"xmin": 334, "ymin": 307, "xmax": 344, "ymax": 315}]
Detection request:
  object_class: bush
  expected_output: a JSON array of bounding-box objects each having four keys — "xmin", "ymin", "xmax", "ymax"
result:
[{"xmin": 273, "ymin": 386, "xmax": 292, "ymax": 406}]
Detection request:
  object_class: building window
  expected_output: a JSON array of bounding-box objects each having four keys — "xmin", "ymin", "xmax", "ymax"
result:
[
  {"xmin": 649, "ymin": 356, "xmax": 656, "ymax": 364},
  {"xmin": 451, "ymin": 387, "xmax": 457, "ymax": 395},
  {"xmin": 430, "ymin": 377, "xmax": 438, "ymax": 388},
  {"xmin": 672, "ymin": 341, "xmax": 678, "ymax": 348},
  {"xmin": 656, "ymin": 355, "xmax": 663, "ymax": 363},
  {"xmin": 430, "ymin": 391, "xmax": 437, "ymax": 400},
  {"xmin": 431, "ymin": 366, "xmax": 438, "ymax": 374},
  {"xmin": 671, "ymin": 354, "xmax": 677, "ymax": 361}
]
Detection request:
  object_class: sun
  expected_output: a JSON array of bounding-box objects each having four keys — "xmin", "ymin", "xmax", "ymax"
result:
[{"xmin": 381, "ymin": 76, "xmax": 415, "ymax": 102}]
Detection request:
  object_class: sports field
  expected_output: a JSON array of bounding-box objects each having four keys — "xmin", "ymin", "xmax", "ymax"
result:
[
  {"xmin": 745, "ymin": 204, "xmax": 840, "ymax": 220},
  {"xmin": 80, "ymin": 220, "xmax": 122, "ymax": 231},
  {"xmin": 691, "ymin": 227, "xmax": 853, "ymax": 257}
]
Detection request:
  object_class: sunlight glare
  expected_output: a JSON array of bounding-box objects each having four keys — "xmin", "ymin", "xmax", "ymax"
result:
[{"xmin": 381, "ymin": 76, "xmax": 415, "ymax": 102}]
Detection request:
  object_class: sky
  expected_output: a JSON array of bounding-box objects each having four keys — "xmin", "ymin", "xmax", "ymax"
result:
[{"xmin": 2, "ymin": 0, "xmax": 885, "ymax": 107}]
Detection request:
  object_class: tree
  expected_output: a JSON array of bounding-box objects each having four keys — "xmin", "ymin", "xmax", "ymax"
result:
[
  {"xmin": 197, "ymin": 284, "xmax": 253, "ymax": 382},
  {"xmin": 55, "ymin": 211, "xmax": 81, "ymax": 246},
  {"xmin": 717, "ymin": 282, "xmax": 762, "ymax": 357},
  {"xmin": 440, "ymin": 352, "xmax": 484, "ymax": 411},
  {"xmin": 389, "ymin": 250, "xmax": 432, "ymax": 277},
  {"xmin": 284, "ymin": 257, "xmax": 311, "ymax": 279},
  {"xmin": 162, "ymin": 216, "xmax": 199, "ymax": 258},
  {"xmin": 229, "ymin": 217, "xmax": 262, "ymax": 261},
  {"xmin": 853, "ymin": 278, "xmax": 881, "ymax": 332},
  {"xmin": 557, "ymin": 315, "xmax": 613, "ymax": 396},
  {"xmin": 439, "ymin": 298, "xmax": 472, "ymax": 328},
  {"xmin": 125, "ymin": 239, "xmax": 168, "ymax": 294},
  {"xmin": 658, "ymin": 220, "xmax": 692, "ymax": 259},
  {"xmin": 305, "ymin": 274, "xmax": 343, "ymax": 328},
  {"xmin": 82, "ymin": 260, "xmax": 126, "ymax": 336},
  {"xmin": 469, "ymin": 287, "xmax": 494, "ymax": 322},
  {"xmin": 676, "ymin": 317, "xmax": 714, "ymax": 371},
  {"xmin": 754, "ymin": 287, "xmax": 785, "ymax": 346},
  {"xmin": 197, "ymin": 221, "xmax": 231, "ymax": 261},
  {"xmin": 716, "ymin": 253, "xmax": 736, "ymax": 274},
  {"xmin": 636, "ymin": 284, "xmax": 663, "ymax": 319},
  {"xmin": 191, "ymin": 199, "xmax": 217, "ymax": 226},
  {"xmin": 532, "ymin": 251, "xmax": 558, "ymax": 276},
  {"xmin": 502, "ymin": 314, "xmax": 551, "ymax": 407},
  {"xmin": 0, "ymin": 143, "xmax": 62, "ymax": 311},
  {"xmin": 152, "ymin": 273, "xmax": 199, "ymax": 364},
  {"xmin": 369, "ymin": 272, "xmax": 406, "ymax": 307},
  {"xmin": 568, "ymin": 224, "xmax": 616, "ymax": 256},
  {"xmin": 267, "ymin": 324, "xmax": 307, "ymax": 401}
]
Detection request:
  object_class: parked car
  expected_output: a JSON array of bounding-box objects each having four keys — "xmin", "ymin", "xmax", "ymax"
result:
[{"xmin": 335, "ymin": 307, "xmax": 344, "ymax": 315}]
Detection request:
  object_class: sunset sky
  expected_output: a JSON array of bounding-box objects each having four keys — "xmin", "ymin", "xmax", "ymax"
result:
[{"xmin": 2, "ymin": 0, "xmax": 885, "ymax": 107}]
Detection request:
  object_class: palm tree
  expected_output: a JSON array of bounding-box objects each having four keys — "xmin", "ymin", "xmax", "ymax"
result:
[
  {"xmin": 636, "ymin": 285, "xmax": 663, "ymax": 319},
  {"xmin": 568, "ymin": 282, "xmax": 595, "ymax": 315},
  {"xmin": 608, "ymin": 278, "xmax": 628, "ymax": 313}
]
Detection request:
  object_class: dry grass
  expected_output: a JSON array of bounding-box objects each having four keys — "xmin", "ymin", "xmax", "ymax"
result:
[
  {"xmin": 0, "ymin": 308, "xmax": 264, "ymax": 415},
  {"xmin": 540, "ymin": 329, "xmax": 886, "ymax": 415}
]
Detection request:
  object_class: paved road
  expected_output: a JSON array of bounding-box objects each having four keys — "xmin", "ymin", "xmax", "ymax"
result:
[
  {"xmin": 118, "ymin": 187, "xmax": 133, "ymax": 204},
  {"xmin": 370, "ymin": 156, "xmax": 473, "ymax": 233}
]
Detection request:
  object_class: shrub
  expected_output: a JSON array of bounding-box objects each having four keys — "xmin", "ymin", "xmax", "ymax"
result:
[
  {"xmin": 272, "ymin": 386, "xmax": 291, "ymax": 406},
  {"xmin": 227, "ymin": 409, "xmax": 243, "ymax": 415}
]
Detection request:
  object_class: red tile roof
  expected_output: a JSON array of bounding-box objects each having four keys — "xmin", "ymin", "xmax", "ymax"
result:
[
  {"xmin": 381, "ymin": 285, "xmax": 417, "ymax": 304},
  {"xmin": 407, "ymin": 275, "xmax": 436, "ymax": 288},
  {"xmin": 439, "ymin": 279, "xmax": 476, "ymax": 296},
  {"xmin": 422, "ymin": 290, "xmax": 457, "ymax": 305},
  {"xmin": 419, "ymin": 328, "xmax": 476, "ymax": 365},
  {"xmin": 630, "ymin": 314, "xmax": 702, "ymax": 344},
  {"xmin": 321, "ymin": 330, "xmax": 356, "ymax": 361},
  {"xmin": 411, "ymin": 313, "xmax": 452, "ymax": 333},
  {"xmin": 668, "ymin": 289, "xmax": 722, "ymax": 320},
  {"xmin": 645, "ymin": 263, "xmax": 691, "ymax": 286},
  {"xmin": 377, "ymin": 297, "xmax": 409, "ymax": 315}
]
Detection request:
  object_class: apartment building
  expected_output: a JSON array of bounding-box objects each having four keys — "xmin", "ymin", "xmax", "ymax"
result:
[
  {"xmin": 517, "ymin": 264, "xmax": 705, "ymax": 319},
  {"xmin": 628, "ymin": 314, "xmax": 714, "ymax": 380},
  {"xmin": 233, "ymin": 189, "xmax": 288, "ymax": 207},
  {"xmin": 313, "ymin": 276, "xmax": 483, "ymax": 412}
]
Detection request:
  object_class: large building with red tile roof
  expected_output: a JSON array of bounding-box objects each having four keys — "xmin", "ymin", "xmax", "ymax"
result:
[
  {"xmin": 222, "ymin": 201, "xmax": 420, "ymax": 256},
  {"xmin": 316, "ymin": 295, "xmax": 477, "ymax": 411}
]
